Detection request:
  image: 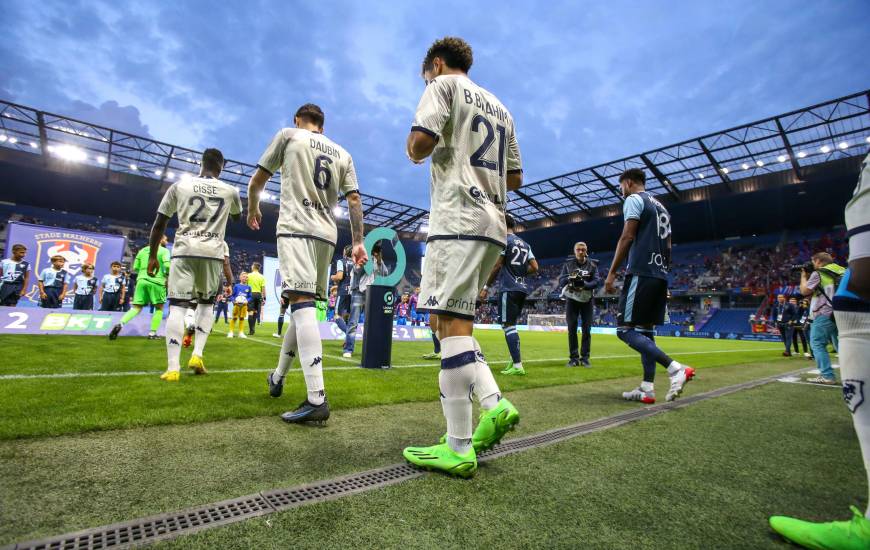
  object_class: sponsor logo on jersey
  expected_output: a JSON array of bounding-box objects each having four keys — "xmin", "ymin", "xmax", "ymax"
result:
[
  {"xmin": 302, "ymin": 197, "xmax": 327, "ymax": 212},
  {"xmin": 468, "ymin": 186, "xmax": 504, "ymax": 206}
]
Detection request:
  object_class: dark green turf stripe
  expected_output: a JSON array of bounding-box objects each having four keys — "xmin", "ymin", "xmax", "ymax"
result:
[{"xmin": 7, "ymin": 367, "xmax": 811, "ymax": 550}]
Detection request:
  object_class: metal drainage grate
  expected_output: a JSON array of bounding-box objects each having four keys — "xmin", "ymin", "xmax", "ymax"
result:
[{"xmin": 9, "ymin": 368, "xmax": 808, "ymax": 550}]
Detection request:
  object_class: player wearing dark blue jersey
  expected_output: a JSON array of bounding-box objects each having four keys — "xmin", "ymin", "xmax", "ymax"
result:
[
  {"xmin": 37, "ymin": 255, "xmax": 69, "ymax": 309},
  {"xmin": 72, "ymin": 264, "xmax": 98, "ymax": 310},
  {"xmin": 99, "ymin": 261, "xmax": 127, "ymax": 311},
  {"xmin": 0, "ymin": 243, "xmax": 30, "ymax": 307},
  {"xmin": 605, "ymin": 169, "xmax": 694, "ymax": 405},
  {"xmin": 480, "ymin": 215, "xmax": 538, "ymax": 376},
  {"xmin": 331, "ymin": 246, "xmax": 353, "ymax": 330}
]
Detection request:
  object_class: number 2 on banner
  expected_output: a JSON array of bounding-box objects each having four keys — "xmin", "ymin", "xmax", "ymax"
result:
[{"xmin": 4, "ymin": 311, "xmax": 27, "ymax": 330}]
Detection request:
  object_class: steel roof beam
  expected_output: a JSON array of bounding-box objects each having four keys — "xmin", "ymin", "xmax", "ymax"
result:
[
  {"xmin": 639, "ymin": 154, "xmax": 682, "ymax": 199},
  {"xmin": 589, "ymin": 168, "xmax": 624, "ymax": 201}
]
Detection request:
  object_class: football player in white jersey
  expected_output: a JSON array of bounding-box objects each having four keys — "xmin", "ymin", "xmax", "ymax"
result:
[
  {"xmin": 247, "ymin": 103, "xmax": 367, "ymax": 424},
  {"xmin": 147, "ymin": 148, "xmax": 242, "ymax": 382},
  {"xmin": 770, "ymin": 153, "xmax": 870, "ymax": 547},
  {"xmin": 402, "ymin": 37, "xmax": 523, "ymax": 477}
]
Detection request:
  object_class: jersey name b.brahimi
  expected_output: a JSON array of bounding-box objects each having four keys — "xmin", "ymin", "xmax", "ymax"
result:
[
  {"xmin": 157, "ymin": 177, "xmax": 243, "ymax": 261},
  {"xmin": 412, "ymin": 74, "xmax": 522, "ymax": 247},
  {"xmin": 257, "ymin": 128, "xmax": 359, "ymax": 247}
]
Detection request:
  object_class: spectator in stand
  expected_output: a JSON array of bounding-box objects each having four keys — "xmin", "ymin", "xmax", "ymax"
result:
[
  {"xmin": 770, "ymin": 294, "xmax": 797, "ymax": 356},
  {"xmin": 800, "ymin": 252, "xmax": 846, "ymax": 384},
  {"xmin": 790, "ymin": 296, "xmax": 811, "ymax": 358}
]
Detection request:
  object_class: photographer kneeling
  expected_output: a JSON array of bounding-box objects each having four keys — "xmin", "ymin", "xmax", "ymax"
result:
[
  {"xmin": 799, "ymin": 252, "xmax": 846, "ymax": 384},
  {"xmin": 558, "ymin": 242, "xmax": 601, "ymax": 367}
]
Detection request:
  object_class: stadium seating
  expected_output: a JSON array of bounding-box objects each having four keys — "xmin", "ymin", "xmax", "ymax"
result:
[{"xmin": 696, "ymin": 308, "xmax": 755, "ymax": 334}]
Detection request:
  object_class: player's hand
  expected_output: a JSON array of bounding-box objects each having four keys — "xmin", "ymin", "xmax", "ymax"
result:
[
  {"xmin": 478, "ymin": 288, "xmax": 488, "ymax": 301},
  {"xmin": 352, "ymin": 243, "xmax": 368, "ymax": 267},
  {"xmin": 604, "ymin": 273, "xmax": 617, "ymax": 294},
  {"xmin": 40, "ymin": 291, "xmax": 47, "ymax": 299},
  {"xmin": 247, "ymin": 207, "xmax": 262, "ymax": 231},
  {"xmin": 147, "ymin": 257, "xmax": 160, "ymax": 277}
]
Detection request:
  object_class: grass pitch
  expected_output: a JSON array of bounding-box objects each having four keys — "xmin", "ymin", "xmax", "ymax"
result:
[
  {"xmin": 0, "ymin": 325, "xmax": 790, "ymax": 439},
  {"xmin": 0, "ymin": 326, "xmax": 860, "ymax": 549}
]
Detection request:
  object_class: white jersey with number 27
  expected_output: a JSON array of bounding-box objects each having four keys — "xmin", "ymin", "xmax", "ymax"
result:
[{"xmin": 157, "ymin": 177, "xmax": 242, "ymax": 261}]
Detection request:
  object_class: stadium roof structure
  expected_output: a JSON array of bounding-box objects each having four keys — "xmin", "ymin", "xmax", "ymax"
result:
[
  {"xmin": 509, "ymin": 89, "xmax": 870, "ymax": 225},
  {"xmin": 0, "ymin": 89, "xmax": 868, "ymax": 233},
  {"xmin": 0, "ymin": 100, "xmax": 429, "ymax": 232}
]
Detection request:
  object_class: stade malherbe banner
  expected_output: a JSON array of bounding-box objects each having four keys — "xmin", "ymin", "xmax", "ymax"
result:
[{"xmin": 5, "ymin": 221, "xmax": 128, "ymax": 308}]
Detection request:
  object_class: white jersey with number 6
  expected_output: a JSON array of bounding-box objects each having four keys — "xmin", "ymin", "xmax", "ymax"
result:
[
  {"xmin": 412, "ymin": 74, "xmax": 522, "ymax": 247},
  {"xmin": 257, "ymin": 128, "xmax": 359, "ymax": 247},
  {"xmin": 157, "ymin": 177, "xmax": 242, "ymax": 261}
]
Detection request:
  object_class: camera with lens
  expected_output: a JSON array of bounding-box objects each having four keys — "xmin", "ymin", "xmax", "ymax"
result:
[
  {"xmin": 789, "ymin": 262, "xmax": 814, "ymax": 274},
  {"xmin": 569, "ymin": 268, "xmax": 593, "ymax": 288}
]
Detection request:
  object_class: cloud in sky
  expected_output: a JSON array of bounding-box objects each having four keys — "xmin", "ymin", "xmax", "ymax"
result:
[{"xmin": 2, "ymin": 0, "xmax": 868, "ymax": 208}]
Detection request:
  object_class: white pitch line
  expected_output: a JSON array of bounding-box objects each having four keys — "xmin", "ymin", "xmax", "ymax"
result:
[
  {"xmin": 0, "ymin": 346, "xmax": 786, "ymax": 381},
  {"xmin": 211, "ymin": 328, "xmax": 358, "ymax": 364}
]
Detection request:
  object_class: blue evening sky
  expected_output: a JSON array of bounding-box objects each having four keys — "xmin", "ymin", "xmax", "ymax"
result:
[{"xmin": 2, "ymin": 1, "xmax": 868, "ymax": 207}]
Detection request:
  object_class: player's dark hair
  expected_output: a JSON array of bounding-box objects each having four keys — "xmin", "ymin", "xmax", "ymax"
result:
[
  {"xmin": 51, "ymin": 255, "xmax": 65, "ymax": 262},
  {"xmin": 343, "ymin": 245, "xmax": 353, "ymax": 257},
  {"xmin": 372, "ymin": 243, "xmax": 382, "ymax": 255},
  {"xmin": 11, "ymin": 243, "xmax": 26, "ymax": 252},
  {"xmin": 505, "ymin": 214, "xmax": 516, "ymax": 230},
  {"xmin": 422, "ymin": 37, "xmax": 473, "ymax": 74},
  {"xmin": 201, "ymin": 148, "xmax": 224, "ymax": 174},
  {"xmin": 111, "ymin": 261, "xmax": 122, "ymax": 267},
  {"xmin": 619, "ymin": 168, "xmax": 646, "ymax": 186},
  {"xmin": 296, "ymin": 103, "xmax": 325, "ymax": 129},
  {"xmin": 252, "ymin": 262, "xmax": 261, "ymax": 271}
]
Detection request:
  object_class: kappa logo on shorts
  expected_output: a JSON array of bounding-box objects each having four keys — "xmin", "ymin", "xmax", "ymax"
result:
[
  {"xmin": 169, "ymin": 338, "xmax": 180, "ymax": 346},
  {"xmin": 285, "ymin": 350, "xmax": 296, "ymax": 358},
  {"xmin": 310, "ymin": 356, "xmax": 322, "ymax": 367},
  {"xmin": 425, "ymin": 296, "xmax": 439, "ymax": 307},
  {"xmin": 843, "ymin": 379, "xmax": 864, "ymax": 413}
]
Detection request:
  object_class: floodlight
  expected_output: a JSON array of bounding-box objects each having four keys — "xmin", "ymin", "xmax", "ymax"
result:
[
  {"xmin": 756, "ymin": 160, "xmax": 764, "ymax": 167},
  {"xmin": 820, "ymin": 145, "xmax": 830, "ymax": 153},
  {"xmin": 797, "ymin": 151, "xmax": 807, "ymax": 158},
  {"xmin": 838, "ymin": 141, "xmax": 848, "ymax": 150}
]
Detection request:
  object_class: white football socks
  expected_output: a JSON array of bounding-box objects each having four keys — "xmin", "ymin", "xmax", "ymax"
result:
[
  {"xmin": 667, "ymin": 361, "xmax": 683, "ymax": 376},
  {"xmin": 439, "ymin": 336, "xmax": 476, "ymax": 454},
  {"xmin": 164, "ymin": 305, "xmax": 186, "ymax": 372},
  {"xmin": 293, "ymin": 303, "xmax": 325, "ymax": 405},
  {"xmin": 640, "ymin": 381, "xmax": 654, "ymax": 392},
  {"xmin": 192, "ymin": 303, "xmax": 214, "ymax": 357},
  {"xmin": 835, "ymin": 309, "xmax": 870, "ymax": 518},
  {"xmin": 472, "ymin": 337, "xmax": 501, "ymax": 410},
  {"xmin": 275, "ymin": 310, "xmax": 298, "ymax": 379}
]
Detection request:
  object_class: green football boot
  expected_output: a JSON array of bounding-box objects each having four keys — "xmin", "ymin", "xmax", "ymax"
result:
[
  {"xmin": 422, "ymin": 351, "xmax": 441, "ymax": 360},
  {"xmin": 472, "ymin": 398, "xmax": 520, "ymax": 453},
  {"xmin": 402, "ymin": 442, "xmax": 477, "ymax": 478},
  {"xmin": 500, "ymin": 365, "xmax": 526, "ymax": 376},
  {"xmin": 769, "ymin": 506, "xmax": 870, "ymax": 550}
]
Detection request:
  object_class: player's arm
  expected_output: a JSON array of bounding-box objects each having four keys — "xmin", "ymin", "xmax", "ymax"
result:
[
  {"xmin": 528, "ymin": 258, "xmax": 540, "ymax": 276},
  {"xmin": 480, "ymin": 257, "xmax": 504, "ymax": 300},
  {"xmin": 605, "ymin": 219, "xmax": 639, "ymax": 293},
  {"xmin": 406, "ymin": 131, "xmax": 437, "ymax": 163},
  {"xmin": 37, "ymin": 274, "xmax": 46, "ymax": 299},
  {"xmin": 849, "ymin": 257, "xmax": 870, "ymax": 301},
  {"xmin": 147, "ymin": 213, "xmax": 170, "ymax": 277},
  {"xmin": 506, "ymin": 124, "xmax": 523, "ymax": 192},
  {"xmin": 346, "ymin": 191, "xmax": 368, "ymax": 266},
  {"xmin": 60, "ymin": 279, "xmax": 68, "ymax": 300},
  {"xmin": 98, "ymin": 279, "xmax": 104, "ymax": 303},
  {"xmin": 246, "ymin": 168, "xmax": 269, "ymax": 230}
]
